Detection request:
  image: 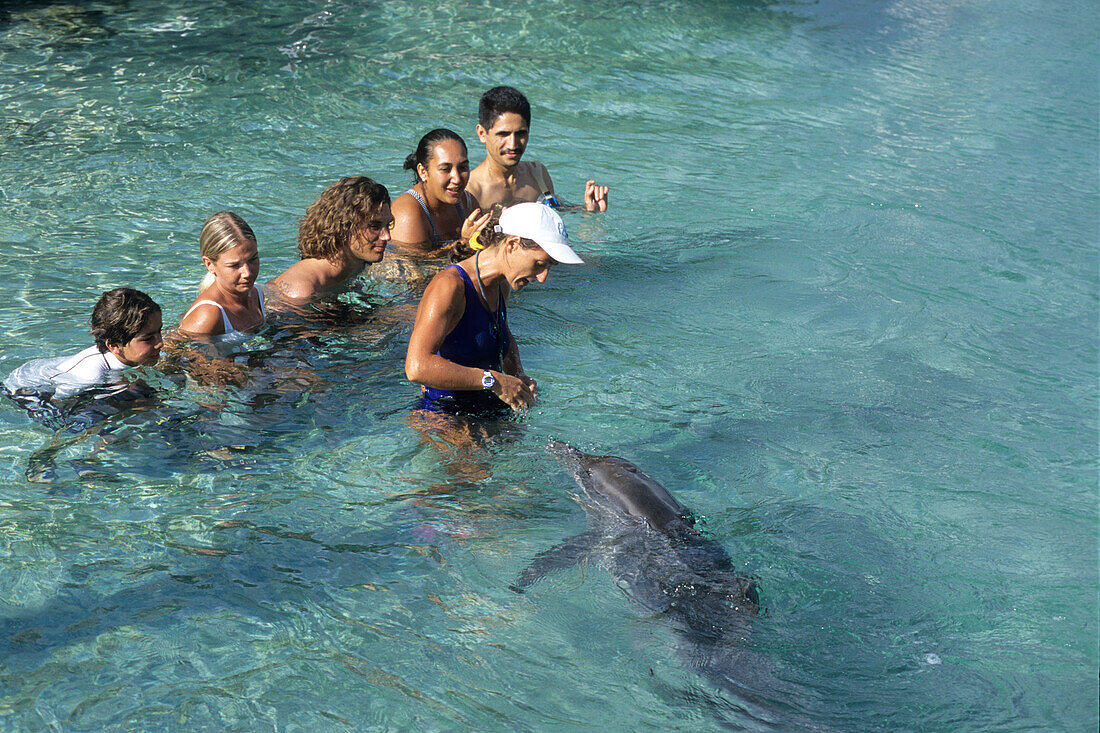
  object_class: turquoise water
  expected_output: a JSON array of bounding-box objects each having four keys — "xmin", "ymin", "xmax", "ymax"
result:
[{"xmin": 0, "ymin": 0, "xmax": 1096, "ymax": 729}]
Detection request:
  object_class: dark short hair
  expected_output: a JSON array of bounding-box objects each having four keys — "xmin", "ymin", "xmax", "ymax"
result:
[
  {"xmin": 403, "ymin": 129, "xmax": 467, "ymax": 184},
  {"xmin": 90, "ymin": 288, "xmax": 161, "ymax": 352},
  {"xmin": 298, "ymin": 176, "xmax": 391, "ymax": 260},
  {"xmin": 479, "ymin": 86, "xmax": 530, "ymax": 129}
]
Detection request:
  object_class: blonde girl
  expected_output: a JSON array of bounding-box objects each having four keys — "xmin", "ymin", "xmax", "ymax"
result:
[{"xmin": 179, "ymin": 211, "xmax": 265, "ymax": 339}]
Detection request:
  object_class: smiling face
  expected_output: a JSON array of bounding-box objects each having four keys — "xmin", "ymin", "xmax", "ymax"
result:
[
  {"xmin": 204, "ymin": 240, "xmax": 259, "ymax": 294},
  {"xmin": 477, "ymin": 112, "xmax": 529, "ymax": 169},
  {"xmin": 348, "ymin": 203, "xmax": 394, "ymax": 264},
  {"xmin": 108, "ymin": 311, "xmax": 163, "ymax": 367},
  {"xmin": 504, "ymin": 239, "xmax": 554, "ymax": 291},
  {"xmin": 418, "ymin": 139, "xmax": 470, "ymax": 205}
]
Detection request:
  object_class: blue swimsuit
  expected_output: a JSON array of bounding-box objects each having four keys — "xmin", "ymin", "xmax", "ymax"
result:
[{"xmin": 422, "ymin": 265, "xmax": 511, "ymax": 413}]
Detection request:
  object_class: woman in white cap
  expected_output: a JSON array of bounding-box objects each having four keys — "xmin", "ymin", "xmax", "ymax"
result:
[{"xmin": 405, "ymin": 202, "xmax": 583, "ymax": 414}]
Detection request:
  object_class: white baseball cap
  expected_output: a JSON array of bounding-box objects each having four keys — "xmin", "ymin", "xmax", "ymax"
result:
[{"xmin": 497, "ymin": 202, "xmax": 584, "ymax": 264}]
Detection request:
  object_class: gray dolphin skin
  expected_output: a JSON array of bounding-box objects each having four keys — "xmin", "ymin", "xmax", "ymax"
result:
[
  {"xmin": 514, "ymin": 442, "xmax": 796, "ymax": 724},
  {"xmin": 514, "ymin": 441, "xmax": 758, "ymax": 610}
]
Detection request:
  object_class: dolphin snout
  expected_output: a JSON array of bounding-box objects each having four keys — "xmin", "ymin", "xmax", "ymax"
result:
[
  {"xmin": 546, "ymin": 439, "xmax": 586, "ymax": 474},
  {"xmin": 547, "ymin": 439, "xmax": 580, "ymax": 460}
]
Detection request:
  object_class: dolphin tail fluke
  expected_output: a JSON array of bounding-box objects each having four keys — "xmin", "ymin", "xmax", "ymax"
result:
[{"xmin": 510, "ymin": 529, "xmax": 601, "ymax": 593}]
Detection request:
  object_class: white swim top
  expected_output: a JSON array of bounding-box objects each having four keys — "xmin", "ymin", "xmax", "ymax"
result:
[
  {"xmin": 3, "ymin": 344, "xmax": 130, "ymax": 399},
  {"xmin": 182, "ymin": 285, "xmax": 266, "ymax": 338}
]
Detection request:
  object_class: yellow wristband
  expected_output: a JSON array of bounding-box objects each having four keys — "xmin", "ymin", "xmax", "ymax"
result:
[{"xmin": 469, "ymin": 230, "xmax": 485, "ymax": 251}]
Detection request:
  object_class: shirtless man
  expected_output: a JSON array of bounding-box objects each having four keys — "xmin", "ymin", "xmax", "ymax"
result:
[
  {"xmin": 267, "ymin": 176, "xmax": 394, "ymax": 303},
  {"xmin": 465, "ymin": 86, "xmax": 609, "ymax": 212}
]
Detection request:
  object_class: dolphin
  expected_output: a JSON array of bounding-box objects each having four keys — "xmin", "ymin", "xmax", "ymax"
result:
[
  {"xmin": 514, "ymin": 441, "xmax": 803, "ymax": 725},
  {"xmin": 513, "ymin": 441, "xmax": 758, "ymax": 609}
]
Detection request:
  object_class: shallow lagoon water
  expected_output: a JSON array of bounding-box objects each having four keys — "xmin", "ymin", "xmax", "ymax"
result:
[{"xmin": 0, "ymin": 1, "xmax": 1096, "ymax": 730}]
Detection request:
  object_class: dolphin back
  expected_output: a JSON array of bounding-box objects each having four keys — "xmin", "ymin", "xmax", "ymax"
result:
[{"xmin": 586, "ymin": 455, "xmax": 689, "ymax": 530}]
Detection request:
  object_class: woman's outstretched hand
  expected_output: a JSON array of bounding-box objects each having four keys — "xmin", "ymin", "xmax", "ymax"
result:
[{"xmin": 460, "ymin": 207, "xmax": 493, "ymax": 243}]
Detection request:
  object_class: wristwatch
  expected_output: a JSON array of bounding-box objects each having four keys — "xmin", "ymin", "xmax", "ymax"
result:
[{"xmin": 481, "ymin": 370, "xmax": 496, "ymax": 390}]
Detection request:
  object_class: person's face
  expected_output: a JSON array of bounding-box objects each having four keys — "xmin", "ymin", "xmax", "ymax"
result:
[
  {"xmin": 418, "ymin": 139, "xmax": 469, "ymax": 204},
  {"xmin": 348, "ymin": 203, "xmax": 394, "ymax": 263},
  {"xmin": 477, "ymin": 112, "xmax": 529, "ymax": 168},
  {"xmin": 204, "ymin": 240, "xmax": 259, "ymax": 294},
  {"xmin": 109, "ymin": 311, "xmax": 163, "ymax": 367},
  {"xmin": 505, "ymin": 239, "xmax": 554, "ymax": 291}
]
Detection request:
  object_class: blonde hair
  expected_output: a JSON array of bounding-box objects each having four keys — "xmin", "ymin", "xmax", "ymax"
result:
[{"xmin": 198, "ymin": 211, "xmax": 256, "ymax": 292}]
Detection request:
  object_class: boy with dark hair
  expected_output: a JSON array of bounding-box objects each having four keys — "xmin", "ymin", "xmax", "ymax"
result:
[
  {"xmin": 4, "ymin": 288, "xmax": 163, "ymax": 401},
  {"xmin": 466, "ymin": 86, "xmax": 610, "ymax": 212}
]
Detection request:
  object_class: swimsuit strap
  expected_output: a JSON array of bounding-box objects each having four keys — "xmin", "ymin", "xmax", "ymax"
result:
[
  {"xmin": 534, "ymin": 162, "xmax": 553, "ymax": 195},
  {"xmin": 449, "ymin": 264, "xmax": 500, "ymax": 316},
  {"xmin": 407, "ymin": 187, "xmax": 442, "ymax": 246},
  {"xmin": 458, "ymin": 190, "xmax": 476, "ymax": 220},
  {"xmin": 448, "ymin": 264, "xmax": 475, "ymax": 300},
  {"xmin": 182, "ymin": 300, "xmax": 233, "ymax": 334},
  {"xmin": 183, "ymin": 287, "xmax": 264, "ymax": 335}
]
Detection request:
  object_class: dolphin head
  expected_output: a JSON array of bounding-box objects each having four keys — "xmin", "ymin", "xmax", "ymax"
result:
[
  {"xmin": 546, "ymin": 439, "xmax": 590, "ymax": 486},
  {"xmin": 547, "ymin": 440, "xmax": 689, "ymax": 531}
]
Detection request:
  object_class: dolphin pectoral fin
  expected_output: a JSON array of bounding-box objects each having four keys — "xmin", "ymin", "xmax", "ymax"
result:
[{"xmin": 510, "ymin": 530, "xmax": 601, "ymax": 593}]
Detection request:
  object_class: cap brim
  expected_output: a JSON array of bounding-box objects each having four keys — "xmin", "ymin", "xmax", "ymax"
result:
[{"xmin": 541, "ymin": 240, "xmax": 584, "ymax": 265}]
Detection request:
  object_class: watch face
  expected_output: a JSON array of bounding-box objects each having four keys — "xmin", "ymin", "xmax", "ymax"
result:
[{"xmin": 482, "ymin": 371, "xmax": 495, "ymax": 389}]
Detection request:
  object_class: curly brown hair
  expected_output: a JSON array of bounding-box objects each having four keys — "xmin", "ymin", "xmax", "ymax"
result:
[{"xmin": 297, "ymin": 176, "xmax": 390, "ymax": 260}]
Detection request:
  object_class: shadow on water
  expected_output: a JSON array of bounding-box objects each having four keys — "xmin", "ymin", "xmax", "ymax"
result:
[
  {"xmin": 0, "ymin": 517, "xmax": 439, "ymax": 669},
  {"xmin": 0, "ymin": 1, "xmax": 119, "ymax": 37}
]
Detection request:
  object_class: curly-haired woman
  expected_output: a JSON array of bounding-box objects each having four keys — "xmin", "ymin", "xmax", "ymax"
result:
[{"xmin": 268, "ymin": 176, "xmax": 393, "ymax": 303}]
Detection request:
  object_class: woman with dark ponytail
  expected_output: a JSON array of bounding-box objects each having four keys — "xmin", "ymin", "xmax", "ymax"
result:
[{"xmin": 389, "ymin": 129, "xmax": 492, "ymax": 259}]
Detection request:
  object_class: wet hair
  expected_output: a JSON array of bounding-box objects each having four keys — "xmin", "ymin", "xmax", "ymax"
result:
[
  {"xmin": 403, "ymin": 129, "xmax": 467, "ymax": 185},
  {"xmin": 198, "ymin": 211, "xmax": 257, "ymax": 292},
  {"xmin": 478, "ymin": 86, "xmax": 531, "ymax": 129},
  {"xmin": 467, "ymin": 205, "xmax": 542, "ymax": 254},
  {"xmin": 90, "ymin": 288, "xmax": 161, "ymax": 353},
  {"xmin": 297, "ymin": 176, "xmax": 391, "ymax": 260}
]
